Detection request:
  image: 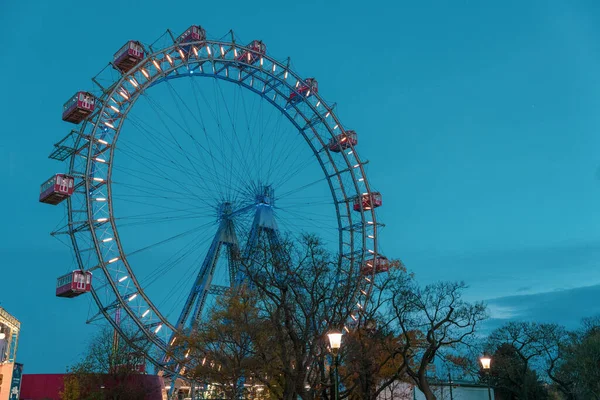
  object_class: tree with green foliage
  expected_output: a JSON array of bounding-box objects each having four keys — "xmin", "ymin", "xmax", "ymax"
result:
[
  {"xmin": 182, "ymin": 286, "xmax": 271, "ymax": 399},
  {"xmin": 485, "ymin": 321, "xmax": 553, "ymax": 400},
  {"xmin": 553, "ymin": 317, "xmax": 600, "ymax": 399},
  {"xmin": 61, "ymin": 327, "xmax": 161, "ymax": 400}
]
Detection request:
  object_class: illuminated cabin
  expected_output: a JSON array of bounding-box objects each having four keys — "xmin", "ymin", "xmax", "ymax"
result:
[
  {"xmin": 113, "ymin": 40, "xmax": 145, "ymax": 73},
  {"xmin": 236, "ymin": 40, "xmax": 266, "ymax": 65},
  {"xmin": 289, "ymin": 78, "xmax": 318, "ymax": 103},
  {"xmin": 62, "ymin": 92, "xmax": 95, "ymax": 124},
  {"xmin": 56, "ymin": 270, "xmax": 92, "ymax": 298},
  {"xmin": 177, "ymin": 25, "xmax": 206, "ymax": 53},
  {"xmin": 39, "ymin": 174, "xmax": 74, "ymax": 205},
  {"xmin": 114, "ymin": 352, "xmax": 146, "ymax": 374},
  {"xmin": 353, "ymin": 192, "xmax": 382, "ymax": 211},
  {"xmin": 361, "ymin": 256, "xmax": 390, "ymax": 276},
  {"xmin": 328, "ymin": 130, "xmax": 358, "ymax": 152}
]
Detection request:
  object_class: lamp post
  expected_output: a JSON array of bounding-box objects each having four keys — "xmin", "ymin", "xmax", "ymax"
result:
[
  {"xmin": 479, "ymin": 355, "xmax": 492, "ymax": 400},
  {"xmin": 327, "ymin": 331, "xmax": 343, "ymax": 400}
]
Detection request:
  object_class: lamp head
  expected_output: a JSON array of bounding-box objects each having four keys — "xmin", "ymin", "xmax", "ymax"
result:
[
  {"xmin": 327, "ymin": 331, "xmax": 343, "ymax": 355},
  {"xmin": 480, "ymin": 355, "xmax": 492, "ymax": 370}
]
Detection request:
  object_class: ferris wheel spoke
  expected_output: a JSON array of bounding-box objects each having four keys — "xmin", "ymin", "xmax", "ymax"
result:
[
  {"xmin": 111, "ymin": 161, "xmax": 222, "ymax": 208},
  {"xmin": 111, "ymin": 195, "xmax": 214, "ymax": 215},
  {"xmin": 139, "ymin": 94, "xmax": 223, "ymax": 199},
  {"xmin": 114, "ymin": 214, "xmax": 208, "ymax": 229},
  {"xmin": 276, "ymin": 208, "xmax": 340, "ymax": 234},
  {"xmin": 264, "ymin": 115, "xmax": 295, "ymax": 185},
  {"xmin": 111, "ymin": 160, "xmax": 203, "ymax": 199},
  {"xmin": 115, "ymin": 129, "xmax": 213, "ymax": 204},
  {"xmin": 189, "ymin": 78, "xmax": 255, "ymax": 188},
  {"xmin": 163, "ymin": 80, "xmax": 237, "ymax": 198},
  {"xmin": 113, "ymin": 206, "xmax": 204, "ymax": 220},
  {"xmin": 271, "ymin": 150, "xmax": 320, "ymax": 190},
  {"xmin": 211, "ymin": 80, "xmax": 255, "ymax": 200},
  {"xmin": 143, "ymin": 236, "xmax": 219, "ymax": 314},
  {"xmin": 278, "ymin": 209, "xmax": 334, "ymax": 223},
  {"xmin": 111, "ymin": 162, "xmax": 206, "ymax": 197},
  {"xmin": 179, "ymin": 79, "xmax": 246, "ymax": 199},
  {"xmin": 213, "ymin": 79, "xmax": 263, "ymax": 186},
  {"xmin": 125, "ymin": 221, "xmax": 214, "ymax": 258},
  {"xmin": 124, "ymin": 112, "xmax": 212, "ymax": 180},
  {"xmin": 275, "ymin": 176, "xmax": 329, "ymax": 200},
  {"xmin": 110, "ymin": 183, "xmax": 205, "ymax": 206},
  {"xmin": 188, "ymin": 80, "xmax": 241, "ymax": 199},
  {"xmin": 188, "ymin": 78, "xmax": 225, "ymax": 198},
  {"xmin": 237, "ymin": 86, "xmax": 264, "ymax": 179},
  {"xmin": 137, "ymin": 227, "xmax": 214, "ymax": 289},
  {"xmin": 146, "ymin": 83, "xmax": 252, "ymax": 201},
  {"xmin": 161, "ymin": 250, "xmax": 208, "ymax": 319},
  {"xmin": 112, "ymin": 137, "xmax": 250, "ymax": 209}
]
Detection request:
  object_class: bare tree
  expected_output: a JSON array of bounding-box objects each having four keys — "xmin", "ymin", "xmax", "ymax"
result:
[
  {"xmin": 388, "ymin": 280, "xmax": 487, "ymax": 400},
  {"xmin": 535, "ymin": 324, "xmax": 575, "ymax": 399},
  {"xmin": 180, "ymin": 234, "xmax": 362, "ymax": 400},
  {"xmin": 338, "ymin": 265, "xmax": 412, "ymax": 400},
  {"xmin": 179, "ymin": 235, "xmax": 486, "ymax": 400},
  {"xmin": 485, "ymin": 321, "xmax": 559, "ymax": 399}
]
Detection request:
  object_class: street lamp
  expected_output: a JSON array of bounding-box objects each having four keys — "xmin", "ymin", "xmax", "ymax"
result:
[
  {"xmin": 479, "ymin": 355, "xmax": 492, "ymax": 400},
  {"xmin": 327, "ymin": 331, "xmax": 343, "ymax": 400}
]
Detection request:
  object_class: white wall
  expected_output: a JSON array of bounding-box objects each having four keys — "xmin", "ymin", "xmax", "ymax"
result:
[
  {"xmin": 415, "ymin": 385, "xmax": 494, "ymax": 400},
  {"xmin": 377, "ymin": 382, "xmax": 494, "ymax": 400}
]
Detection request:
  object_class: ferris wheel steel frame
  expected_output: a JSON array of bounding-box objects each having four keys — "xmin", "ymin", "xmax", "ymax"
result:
[{"xmin": 53, "ymin": 30, "xmax": 383, "ymax": 377}]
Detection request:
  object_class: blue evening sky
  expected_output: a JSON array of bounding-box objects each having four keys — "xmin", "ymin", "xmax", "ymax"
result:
[{"xmin": 2, "ymin": 0, "xmax": 600, "ymax": 372}]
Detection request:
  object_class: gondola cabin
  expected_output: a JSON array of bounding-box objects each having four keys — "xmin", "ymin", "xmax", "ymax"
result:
[
  {"xmin": 113, "ymin": 40, "xmax": 145, "ymax": 73},
  {"xmin": 56, "ymin": 270, "xmax": 92, "ymax": 298},
  {"xmin": 39, "ymin": 174, "xmax": 74, "ymax": 205},
  {"xmin": 361, "ymin": 256, "xmax": 390, "ymax": 276},
  {"xmin": 115, "ymin": 353, "xmax": 147, "ymax": 374},
  {"xmin": 353, "ymin": 192, "xmax": 382, "ymax": 211},
  {"xmin": 328, "ymin": 130, "xmax": 358, "ymax": 152},
  {"xmin": 289, "ymin": 78, "xmax": 318, "ymax": 103},
  {"xmin": 62, "ymin": 92, "xmax": 95, "ymax": 124},
  {"xmin": 236, "ymin": 40, "xmax": 266, "ymax": 65},
  {"xmin": 177, "ymin": 25, "xmax": 206, "ymax": 53}
]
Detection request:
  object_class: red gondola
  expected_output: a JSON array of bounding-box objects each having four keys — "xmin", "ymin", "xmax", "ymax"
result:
[
  {"xmin": 113, "ymin": 40, "xmax": 145, "ymax": 73},
  {"xmin": 62, "ymin": 92, "xmax": 95, "ymax": 124},
  {"xmin": 236, "ymin": 40, "xmax": 266, "ymax": 65},
  {"xmin": 289, "ymin": 78, "xmax": 318, "ymax": 103},
  {"xmin": 56, "ymin": 270, "xmax": 93, "ymax": 298},
  {"xmin": 177, "ymin": 25, "xmax": 206, "ymax": 52},
  {"xmin": 360, "ymin": 256, "xmax": 390, "ymax": 276},
  {"xmin": 39, "ymin": 174, "xmax": 75, "ymax": 205},
  {"xmin": 328, "ymin": 130, "xmax": 358, "ymax": 152},
  {"xmin": 353, "ymin": 192, "xmax": 382, "ymax": 211}
]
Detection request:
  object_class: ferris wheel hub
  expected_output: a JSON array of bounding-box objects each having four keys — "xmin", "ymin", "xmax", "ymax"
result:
[
  {"xmin": 255, "ymin": 184, "xmax": 274, "ymax": 206},
  {"xmin": 217, "ymin": 202, "xmax": 233, "ymax": 219}
]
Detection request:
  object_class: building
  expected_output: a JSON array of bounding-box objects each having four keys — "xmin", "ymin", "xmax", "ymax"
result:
[
  {"xmin": 19, "ymin": 373, "xmax": 166, "ymax": 400},
  {"xmin": 378, "ymin": 380, "xmax": 495, "ymax": 400},
  {"xmin": 0, "ymin": 307, "xmax": 22, "ymax": 400}
]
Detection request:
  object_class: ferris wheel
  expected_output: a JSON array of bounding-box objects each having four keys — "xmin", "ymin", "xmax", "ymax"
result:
[{"xmin": 40, "ymin": 26, "xmax": 387, "ymax": 379}]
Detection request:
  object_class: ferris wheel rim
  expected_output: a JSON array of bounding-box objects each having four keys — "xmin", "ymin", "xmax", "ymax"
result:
[{"xmin": 65, "ymin": 34, "xmax": 382, "ymax": 373}]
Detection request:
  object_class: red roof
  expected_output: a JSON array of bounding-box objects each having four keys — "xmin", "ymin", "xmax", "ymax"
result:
[{"xmin": 20, "ymin": 373, "xmax": 165, "ymax": 400}]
